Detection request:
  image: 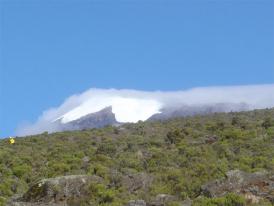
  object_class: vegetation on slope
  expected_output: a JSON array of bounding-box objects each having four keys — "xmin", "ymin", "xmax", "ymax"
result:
[{"xmin": 0, "ymin": 108, "xmax": 274, "ymax": 205}]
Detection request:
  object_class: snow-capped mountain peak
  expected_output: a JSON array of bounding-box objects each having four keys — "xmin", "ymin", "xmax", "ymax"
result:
[{"xmin": 56, "ymin": 97, "xmax": 162, "ymax": 124}]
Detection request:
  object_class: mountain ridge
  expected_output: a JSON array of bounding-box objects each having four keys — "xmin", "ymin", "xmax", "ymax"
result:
[{"xmin": 53, "ymin": 102, "xmax": 252, "ymax": 133}]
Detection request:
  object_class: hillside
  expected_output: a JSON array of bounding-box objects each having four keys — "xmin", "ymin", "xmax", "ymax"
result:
[{"xmin": 1, "ymin": 108, "xmax": 274, "ymax": 205}]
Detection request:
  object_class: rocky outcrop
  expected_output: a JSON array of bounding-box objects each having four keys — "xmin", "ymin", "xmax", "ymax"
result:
[
  {"xmin": 121, "ymin": 172, "xmax": 153, "ymax": 193},
  {"xmin": 181, "ymin": 199, "xmax": 192, "ymax": 206},
  {"xmin": 204, "ymin": 135, "xmax": 218, "ymax": 144},
  {"xmin": 62, "ymin": 106, "xmax": 119, "ymax": 131},
  {"xmin": 7, "ymin": 175, "xmax": 103, "ymax": 206},
  {"xmin": 126, "ymin": 200, "xmax": 147, "ymax": 206},
  {"xmin": 125, "ymin": 194, "xmax": 179, "ymax": 206},
  {"xmin": 201, "ymin": 170, "xmax": 274, "ymax": 204},
  {"xmin": 149, "ymin": 194, "xmax": 177, "ymax": 206},
  {"xmin": 7, "ymin": 201, "xmax": 62, "ymax": 206}
]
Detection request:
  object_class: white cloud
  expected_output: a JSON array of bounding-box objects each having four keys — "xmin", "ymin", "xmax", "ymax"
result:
[
  {"xmin": 16, "ymin": 84, "xmax": 274, "ymax": 136},
  {"xmin": 58, "ymin": 97, "xmax": 162, "ymax": 123}
]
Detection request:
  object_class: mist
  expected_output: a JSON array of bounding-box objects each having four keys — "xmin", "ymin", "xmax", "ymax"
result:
[{"xmin": 16, "ymin": 84, "xmax": 274, "ymax": 136}]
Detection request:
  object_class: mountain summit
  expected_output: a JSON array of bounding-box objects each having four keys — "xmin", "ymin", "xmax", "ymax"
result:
[
  {"xmin": 56, "ymin": 106, "xmax": 119, "ymax": 131},
  {"xmin": 50, "ymin": 102, "xmax": 251, "ymax": 133}
]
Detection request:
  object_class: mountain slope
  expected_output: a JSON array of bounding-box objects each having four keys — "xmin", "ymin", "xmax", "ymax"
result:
[{"xmin": 1, "ymin": 108, "xmax": 274, "ymax": 205}]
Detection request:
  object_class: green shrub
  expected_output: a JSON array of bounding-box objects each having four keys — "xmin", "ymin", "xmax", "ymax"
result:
[
  {"xmin": 165, "ymin": 129, "xmax": 184, "ymax": 144},
  {"xmin": 0, "ymin": 197, "xmax": 7, "ymax": 206},
  {"xmin": 89, "ymin": 183, "xmax": 116, "ymax": 204},
  {"xmin": 12, "ymin": 165, "xmax": 32, "ymax": 178},
  {"xmin": 193, "ymin": 193, "xmax": 245, "ymax": 206}
]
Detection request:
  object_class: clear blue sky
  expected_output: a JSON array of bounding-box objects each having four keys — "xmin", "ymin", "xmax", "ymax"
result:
[{"xmin": 0, "ymin": 0, "xmax": 274, "ymax": 137}]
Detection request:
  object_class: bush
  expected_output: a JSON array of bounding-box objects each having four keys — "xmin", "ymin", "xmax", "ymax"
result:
[
  {"xmin": 262, "ymin": 117, "xmax": 274, "ymax": 129},
  {"xmin": 165, "ymin": 129, "xmax": 184, "ymax": 144},
  {"xmin": 0, "ymin": 197, "xmax": 7, "ymax": 206},
  {"xmin": 12, "ymin": 165, "xmax": 32, "ymax": 178},
  {"xmin": 193, "ymin": 193, "xmax": 245, "ymax": 206},
  {"xmin": 89, "ymin": 183, "xmax": 116, "ymax": 204}
]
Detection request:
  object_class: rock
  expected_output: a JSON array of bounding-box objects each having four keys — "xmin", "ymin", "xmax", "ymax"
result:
[
  {"xmin": 181, "ymin": 198, "xmax": 192, "ymax": 206},
  {"xmin": 155, "ymin": 194, "xmax": 176, "ymax": 203},
  {"xmin": 201, "ymin": 170, "xmax": 274, "ymax": 203},
  {"xmin": 121, "ymin": 172, "xmax": 153, "ymax": 193},
  {"xmin": 82, "ymin": 156, "xmax": 90, "ymax": 164},
  {"xmin": 149, "ymin": 194, "xmax": 176, "ymax": 206},
  {"xmin": 126, "ymin": 199, "xmax": 147, "ymax": 206},
  {"xmin": 81, "ymin": 156, "xmax": 90, "ymax": 170},
  {"xmin": 7, "ymin": 202, "xmax": 63, "ymax": 206},
  {"xmin": 8, "ymin": 175, "xmax": 103, "ymax": 206},
  {"xmin": 204, "ymin": 136, "xmax": 218, "ymax": 144}
]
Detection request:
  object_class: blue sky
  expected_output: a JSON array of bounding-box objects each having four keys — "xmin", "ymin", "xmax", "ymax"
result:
[{"xmin": 0, "ymin": 0, "xmax": 274, "ymax": 137}]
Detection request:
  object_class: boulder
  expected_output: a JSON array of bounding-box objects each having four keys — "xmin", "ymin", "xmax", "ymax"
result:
[
  {"xmin": 127, "ymin": 199, "xmax": 147, "ymax": 206},
  {"xmin": 181, "ymin": 198, "xmax": 192, "ymax": 206},
  {"xmin": 204, "ymin": 136, "xmax": 218, "ymax": 144},
  {"xmin": 121, "ymin": 172, "xmax": 153, "ymax": 193},
  {"xmin": 149, "ymin": 194, "xmax": 176, "ymax": 206},
  {"xmin": 8, "ymin": 175, "xmax": 103, "ymax": 206},
  {"xmin": 201, "ymin": 170, "xmax": 274, "ymax": 204},
  {"xmin": 7, "ymin": 202, "xmax": 63, "ymax": 206}
]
